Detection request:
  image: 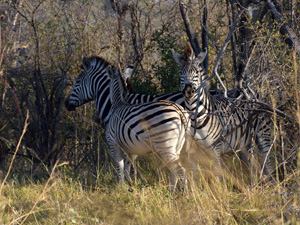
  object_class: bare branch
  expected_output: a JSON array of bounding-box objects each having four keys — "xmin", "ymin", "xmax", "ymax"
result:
[{"xmin": 210, "ymin": 7, "xmax": 246, "ymax": 97}]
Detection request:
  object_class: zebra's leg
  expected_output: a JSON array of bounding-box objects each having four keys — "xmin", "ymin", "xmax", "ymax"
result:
[
  {"xmin": 107, "ymin": 137, "xmax": 126, "ymax": 185},
  {"xmin": 175, "ymin": 162, "xmax": 187, "ymax": 195},
  {"xmin": 113, "ymin": 149, "xmax": 125, "ymax": 185},
  {"xmin": 256, "ymin": 134, "xmax": 272, "ymax": 181},
  {"xmin": 131, "ymin": 155, "xmax": 138, "ymax": 183},
  {"xmin": 185, "ymin": 137, "xmax": 199, "ymax": 180},
  {"xmin": 124, "ymin": 153, "xmax": 132, "ymax": 183},
  {"xmin": 170, "ymin": 171, "xmax": 178, "ymax": 195},
  {"xmin": 124, "ymin": 154, "xmax": 138, "ymax": 184},
  {"xmin": 164, "ymin": 154, "xmax": 186, "ymax": 195},
  {"xmin": 169, "ymin": 162, "xmax": 187, "ymax": 195},
  {"xmin": 209, "ymin": 144, "xmax": 223, "ymax": 182},
  {"xmin": 239, "ymin": 144, "xmax": 261, "ymax": 184},
  {"xmin": 157, "ymin": 150, "xmax": 185, "ymax": 194},
  {"xmin": 255, "ymin": 117, "xmax": 273, "ymax": 181}
]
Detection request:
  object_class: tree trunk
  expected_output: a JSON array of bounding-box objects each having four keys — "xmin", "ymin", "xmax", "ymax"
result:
[
  {"xmin": 201, "ymin": 0, "xmax": 209, "ymax": 71},
  {"xmin": 179, "ymin": 0, "xmax": 201, "ymax": 55},
  {"xmin": 266, "ymin": 0, "xmax": 300, "ymax": 55},
  {"xmin": 110, "ymin": 1, "xmax": 128, "ymax": 67}
]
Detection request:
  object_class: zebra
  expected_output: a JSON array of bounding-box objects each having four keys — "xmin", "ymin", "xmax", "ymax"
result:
[
  {"xmin": 65, "ymin": 56, "xmax": 191, "ymax": 192},
  {"xmin": 65, "ymin": 56, "xmax": 186, "ymax": 181},
  {"xmin": 65, "ymin": 57, "xmax": 185, "ymax": 123},
  {"xmin": 171, "ymin": 45, "xmax": 272, "ymax": 181},
  {"xmin": 64, "ymin": 55, "xmax": 261, "ymax": 182},
  {"xmin": 106, "ymin": 64, "xmax": 191, "ymax": 192}
]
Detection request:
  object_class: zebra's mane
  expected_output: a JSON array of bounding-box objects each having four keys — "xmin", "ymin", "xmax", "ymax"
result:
[
  {"xmin": 81, "ymin": 55, "xmax": 115, "ymax": 71},
  {"xmin": 78, "ymin": 55, "xmax": 117, "ymax": 80},
  {"xmin": 81, "ymin": 55, "xmax": 136, "ymax": 95},
  {"xmin": 89, "ymin": 55, "xmax": 114, "ymax": 70}
]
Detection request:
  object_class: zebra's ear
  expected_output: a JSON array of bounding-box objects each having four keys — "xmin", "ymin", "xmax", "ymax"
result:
[
  {"xmin": 82, "ymin": 56, "xmax": 90, "ymax": 71},
  {"xmin": 107, "ymin": 65, "xmax": 114, "ymax": 79},
  {"xmin": 171, "ymin": 49, "xmax": 184, "ymax": 65},
  {"xmin": 197, "ymin": 48, "xmax": 208, "ymax": 63},
  {"xmin": 111, "ymin": 66, "xmax": 120, "ymax": 80},
  {"xmin": 122, "ymin": 64, "xmax": 134, "ymax": 80},
  {"xmin": 114, "ymin": 66, "xmax": 119, "ymax": 78}
]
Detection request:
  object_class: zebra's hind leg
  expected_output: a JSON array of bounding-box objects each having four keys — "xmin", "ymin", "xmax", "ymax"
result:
[
  {"xmin": 124, "ymin": 154, "xmax": 137, "ymax": 184},
  {"xmin": 256, "ymin": 132, "xmax": 273, "ymax": 182},
  {"xmin": 239, "ymin": 144, "xmax": 261, "ymax": 184},
  {"xmin": 170, "ymin": 172, "xmax": 178, "ymax": 195},
  {"xmin": 169, "ymin": 161, "xmax": 187, "ymax": 195},
  {"xmin": 254, "ymin": 116, "xmax": 273, "ymax": 182},
  {"xmin": 114, "ymin": 150, "xmax": 125, "ymax": 185}
]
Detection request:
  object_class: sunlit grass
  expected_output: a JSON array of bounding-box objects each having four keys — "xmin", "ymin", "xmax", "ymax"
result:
[
  {"xmin": 1, "ymin": 87, "xmax": 299, "ymax": 224},
  {"xmin": 0, "ymin": 162, "xmax": 299, "ymax": 224}
]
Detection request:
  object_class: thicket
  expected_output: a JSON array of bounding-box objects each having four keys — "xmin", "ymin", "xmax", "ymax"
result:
[{"xmin": 0, "ymin": 0, "xmax": 299, "ymax": 211}]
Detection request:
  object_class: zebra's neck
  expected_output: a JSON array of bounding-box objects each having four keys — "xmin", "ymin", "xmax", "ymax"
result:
[
  {"xmin": 185, "ymin": 87, "xmax": 212, "ymax": 123},
  {"xmin": 111, "ymin": 79, "xmax": 126, "ymax": 107},
  {"xmin": 93, "ymin": 69, "xmax": 112, "ymax": 124}
]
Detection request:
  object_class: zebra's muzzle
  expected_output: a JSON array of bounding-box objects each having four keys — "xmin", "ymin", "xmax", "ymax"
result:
[
  {"xmin": 65, "ymin": 96, "xmax": 77, "ymax": 111},
  {"xmin": 183, "ymin": 84, "xmax": 195, "ymax": 101}
]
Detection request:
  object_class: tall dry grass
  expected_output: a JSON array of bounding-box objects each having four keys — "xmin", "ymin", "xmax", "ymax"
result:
[{"xmin": 0, "ymin": 153, "xmax": 299, "ymax": 224}]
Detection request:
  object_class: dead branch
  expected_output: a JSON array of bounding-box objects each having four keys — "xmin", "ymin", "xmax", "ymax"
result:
[{"xmin": 210, "ymin": 0, "xmax": 250, "ymax": 98}]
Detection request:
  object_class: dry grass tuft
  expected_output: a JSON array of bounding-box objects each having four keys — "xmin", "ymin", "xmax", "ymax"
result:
[{"xmin": 0, "ymin": 162, "xmax": 299, "ymax": 224}]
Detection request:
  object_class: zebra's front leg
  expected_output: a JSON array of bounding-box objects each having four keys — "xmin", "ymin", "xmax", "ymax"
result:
[
  {"xmin": 107, "ymin": 136, "xmax": 126, "ymax": 185},
  {"xmin": 210, "ymin": 146, "xmax": 223, "ymax": 183},
  {"xmin": 113, "ymin": 148, "xmax": 125, "ymax": 185}
]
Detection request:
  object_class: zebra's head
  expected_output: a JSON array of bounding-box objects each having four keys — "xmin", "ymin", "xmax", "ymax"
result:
[
  {"xmin": 65, "ymin": 56, "xmax": 110, "ymax": 111},
  {"xmin": 172, "ymin": 45, "xmax": 207, "ymax": 101},
  {"xmin": 108, "ymin": 64, "xmax": 134, "ymax": 106}
]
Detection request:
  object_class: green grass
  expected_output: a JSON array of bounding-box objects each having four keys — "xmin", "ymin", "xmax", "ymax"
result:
[{"xmin": 0, "ymin": 162, "xmax": 299, "ymax": 225}]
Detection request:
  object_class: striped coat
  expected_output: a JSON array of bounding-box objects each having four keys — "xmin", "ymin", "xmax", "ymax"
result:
[{"xmin": 172, "ymin": 45, "xmax": 272, "ymax": 180}]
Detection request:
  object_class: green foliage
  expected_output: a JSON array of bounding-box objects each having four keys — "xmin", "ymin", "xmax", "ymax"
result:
[
  {"xmin": 151, "ymin": 28, "xmax": 181, "ymax": 94},
  {"xmin": 130, "ymin": 74, "xmax": 159, "ymax": 95},
  {"xmin": 131, "ymin": 27, "xmax": 182, "ymax": 95}
]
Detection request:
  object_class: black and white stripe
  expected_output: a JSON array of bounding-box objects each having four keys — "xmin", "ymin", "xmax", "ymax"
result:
[
  {"xmin": 172, "ymin": 46, "xmax": 272, "ymax": 179},
  {"xmin": 108, "ymin": 66, "xmax": 191, "ymax": 192},
  {"xmin": 65, "ymin": 56, "xmax": 185, "ymax": 123},
  {"xmin": 65, "ymin": 57, "xmax": 190, "ymax": 192},
  {"xmin": 65, "ymin": 56, "xmax": 186, "ymax": 179}
]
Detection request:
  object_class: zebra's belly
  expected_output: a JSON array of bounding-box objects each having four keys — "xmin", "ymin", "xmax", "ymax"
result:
[{"xmin": 122, "ymin": 140, "xmax": 154, "ymax": 155}]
